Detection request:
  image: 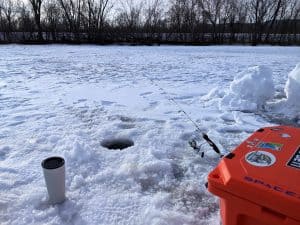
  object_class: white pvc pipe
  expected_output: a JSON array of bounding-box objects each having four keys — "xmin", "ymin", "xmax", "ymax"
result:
[{"xmin": 41, "ymin": 156, "xmax": 66, "ymax": 204}]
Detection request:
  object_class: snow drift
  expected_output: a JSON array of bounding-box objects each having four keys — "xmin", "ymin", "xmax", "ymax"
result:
[
  {"xmin": 219, "ymin": 66, "xmax": 275, "ymax": 112},
  {"xmin": 284, "ymin": 63, "xmax": 300, "ymax": 107},
  {"xmin": 269, "ymin": 63, "xmax": 300, "ymax": 121}
]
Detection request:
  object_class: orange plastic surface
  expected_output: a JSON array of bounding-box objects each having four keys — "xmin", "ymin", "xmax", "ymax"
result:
[{"xmin": 208, "ymin": 126, "xmax": 300, "ymax": 225}]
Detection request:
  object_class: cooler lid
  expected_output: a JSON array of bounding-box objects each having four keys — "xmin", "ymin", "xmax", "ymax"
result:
[{"xmin": 208, "ymin": 126, "xmax": 300, "ymax": 221}]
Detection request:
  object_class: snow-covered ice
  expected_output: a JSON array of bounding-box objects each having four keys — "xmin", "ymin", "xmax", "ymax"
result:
[{"xmin": 0, "ymin": 45, "xmax": 299, "ymax": 225}]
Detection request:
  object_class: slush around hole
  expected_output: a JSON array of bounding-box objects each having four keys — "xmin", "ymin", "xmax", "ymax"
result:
[{"xmin": 101, "ymin": 138, "xmax": 134, "ymax": 150}]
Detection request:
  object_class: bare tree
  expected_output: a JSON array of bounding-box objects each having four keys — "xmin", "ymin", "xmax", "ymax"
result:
[
  {"xmin": 143, "ymin": 0, "xmax": 168, "ymax": 43},
  {"xmin": 18, "ymin": 2, "xmax": 35, "ymax": 34},
  {"xmin": 58, "ymin": 0, "xmax": 83, "ymax": 35},
  {"xmin": 247, "ymin": 0, "xmax": 275, "ymax": 44},
  {"xmin": 184, "ymin": 0, "xmax": 199, "ymax": 38},
  {"xmin": 287, "ymin": 0, "xmax": 300, "ymax": 42},
  {"xmin": 168, "ymin": 0, "xmax": 185, "ymax": 33},
  {"xmin": 43, "ymin": 0, "xmax": 62, "ymax": 41},
  {"xmin": 144, "ymin": 0, "xmax": 164, "ymax": 32},
  {"xmin": 29, "ymin": 0, "xmax": 44, "ymax": 40},
  {"xmin": 84, "ymin": 0, "xmax": 112, "ymax": 40},
  {"xmin": 222, "ymin": 0, "xmax": 238, "ymax": 42},
  {"xmin": 115, "ymin": 0, "xmax": 143, "ymax": 32},
  {"xmin": 0, "ymin": 0, "xmax": 19, "ymax": 41},
  {"xmin": 198, "ymin": 0, "xmax": 223, "ymax": 42}
]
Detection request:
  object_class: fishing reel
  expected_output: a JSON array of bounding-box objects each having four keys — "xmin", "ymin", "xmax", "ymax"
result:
[{"xmin": 189, "ymin": 133, "xmax": 224, "ymax": 158}]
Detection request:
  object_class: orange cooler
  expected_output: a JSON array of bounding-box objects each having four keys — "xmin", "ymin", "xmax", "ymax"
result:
[{"xmin": 208, "ymin": 126, "xmax": 300, "ymax": 225}]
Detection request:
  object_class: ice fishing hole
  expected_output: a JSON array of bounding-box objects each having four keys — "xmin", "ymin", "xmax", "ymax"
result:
[{"xmin": 101, "ymin": 138, "xmax": 134, "ymax": 150}]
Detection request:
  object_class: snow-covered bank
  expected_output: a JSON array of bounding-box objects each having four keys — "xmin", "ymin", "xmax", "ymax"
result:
[{"xmin": 0, "ymin": 45, "xmax": 299, "ymax": 225}]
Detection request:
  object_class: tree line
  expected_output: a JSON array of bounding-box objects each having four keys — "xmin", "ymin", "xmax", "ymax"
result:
[{"xmin": 0, "ymin": 0, "xmax": 299, "ymax": 45}]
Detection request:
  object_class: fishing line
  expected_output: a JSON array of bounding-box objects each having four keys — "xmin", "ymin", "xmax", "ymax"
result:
[
  {"xmin": 146, "ymin": 75, "xmax": 202, "ymax": 131},
  {"xmin": 141, "ymin": 73, "xmax": 224, "ymax": 158}
]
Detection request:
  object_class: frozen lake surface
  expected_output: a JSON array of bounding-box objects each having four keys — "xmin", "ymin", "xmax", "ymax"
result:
[{"xmin": 0, "ymin": 45, "xmax": 299, "ymax": 225}]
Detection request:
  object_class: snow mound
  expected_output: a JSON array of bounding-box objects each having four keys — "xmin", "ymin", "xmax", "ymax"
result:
[
  {"xmin": 202, "ymin": 87, "xmax": 226, "ymax": 100},
  {"xmin": 269, "ymin": 63, "xmax": 300, "ymax": 121},
  {"xmin": 64, "ymin": 141, "xmax": 93, "ymax": 164},
  {"xmin": 220, "ymin": 66, "xmax": 274, "ymax": 112},
  {"xmin": 284, "ymin": 63, "xmax": 300, "ymax": 107}
]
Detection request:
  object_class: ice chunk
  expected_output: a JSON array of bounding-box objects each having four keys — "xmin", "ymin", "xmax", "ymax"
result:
[
  {"xmin": 220, "ymin": 66, "xmax": 274, "ymax": 111},
  {"xmin": 284, "ymin": 63, "xmax": 300, "ymax": 107}
]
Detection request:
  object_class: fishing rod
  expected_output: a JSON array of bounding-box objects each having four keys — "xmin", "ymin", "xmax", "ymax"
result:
[{"xmin": 142, "ymin": 74, "xmax": 224, "ymax": 158}]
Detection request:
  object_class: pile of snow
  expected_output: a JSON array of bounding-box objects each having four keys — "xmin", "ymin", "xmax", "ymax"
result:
[
  {"xmin": 269, "ymin": 63, "xmax": 300, "ymax": 121},
  {"xmin": 213, "ymin": 63, "xmax": 300, "ymax": 121},
  {"xmin": 284, "ymin": 63, "xmax": 300, "ymax": 107},
  {"xmin": 219, "ymin": 66, "xmax": 275, "ymax": 112}
]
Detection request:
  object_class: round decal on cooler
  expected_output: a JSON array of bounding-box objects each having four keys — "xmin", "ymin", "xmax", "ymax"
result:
[{"xmin": 245, "ymin": 151, "xmax": 276, "ymax": 167}]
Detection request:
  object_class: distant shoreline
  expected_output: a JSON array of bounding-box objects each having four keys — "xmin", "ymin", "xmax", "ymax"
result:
[
  {"xmin": 1, "ymin": 41, "xmax": 300, "ymax": 46},
  {"xmin": 1, "ymin": 32, "xmax": 300, "ymax": 46}
]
